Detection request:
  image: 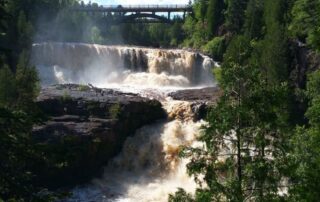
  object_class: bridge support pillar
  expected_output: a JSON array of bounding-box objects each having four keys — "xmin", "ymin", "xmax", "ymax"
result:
[{"xmin": 168, "ymin": 12, "xmax": 171, "ymax": 19}]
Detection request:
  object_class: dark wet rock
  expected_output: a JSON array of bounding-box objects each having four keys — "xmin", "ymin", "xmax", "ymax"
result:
[
  {"xmin": 190, "ymin": 102, "xmax": 211, "ymax": 121},
  {"xmin": 288, "ymin": 41, "xmax": 320, "ymax": 124},
  {"xmin": 168, "ymin": 87, "xmax": 222, "ymax": 120},
  {"xmin": 290, "ymin": 40, "xmax": 320, "ymax": 89},
  {"xmin": 168, "ymin": 87, "xmax": 221, "ymax": 102},
  {"xmin": 33, "ymin": 84, "xmax": 166, "ymax": 188}
]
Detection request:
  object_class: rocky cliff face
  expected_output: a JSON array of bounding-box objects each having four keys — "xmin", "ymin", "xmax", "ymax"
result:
[
  {"xmin": 290, "ymin": 41, "xmax": 320, "ymax": 89},
  {"xmin": 288, "ymin": 41, "xmax": 320, "ymax": 123},
  {"xmin": 32, "ymin": 84, "xmax": 166, "ymax": 188}
]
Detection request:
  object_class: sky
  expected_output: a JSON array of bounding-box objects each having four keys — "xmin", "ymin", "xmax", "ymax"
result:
[{"xmin": 82, "ymin": 0, "xmax": 190, "ymax": 5}]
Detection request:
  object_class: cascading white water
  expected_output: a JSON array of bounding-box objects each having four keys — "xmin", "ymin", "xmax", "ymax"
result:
[
  {"xmin": 68, "ymin": 101, "xmax": 207, "ymax": 202},
  {"xmin": 32, "ymin": 42, "xmax": 215, "ymax": 89},
  {"xmin": 32, "ymin": 42, "xmax": 215, "ymax": 202}
]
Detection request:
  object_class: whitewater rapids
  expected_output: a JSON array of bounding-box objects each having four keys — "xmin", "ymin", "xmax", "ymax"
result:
[
  {"xmin": 68, "ymin": 104, "xmax": 207, "ymax": 202},
  {"xmin": 32, "ymin": 42, "xmax": 215, "ymax": 90},
  {"xmin": 32, "ymin": 43, "xmax": 215, "ymax": 202}
]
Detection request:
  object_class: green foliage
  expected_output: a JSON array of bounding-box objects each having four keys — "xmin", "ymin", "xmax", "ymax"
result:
[
  {"xmin": 168, "ymin": 188, "xmax": 195, "ymax": 202},
  {"xmin": 261, "ymin": 0, "xmax": 289, "ymax": 84},
  {"xmin": 306, "ymin": 27, "xmax": 320, "ymax": 51},
  {"xmin": 0, "ymin": 108, "xmax": 33, "ymax": 200},
  {"xmin": 288, "ymin": 70, "xmax": 320, "ymax": 201},
  {"xmin": 17, "ymin": 11, "xmax": 33, "ymax": 49},
  {"xmin": 1, "ymin": 0, "xmax": 320, "ymax": 200},
  {"xmin": 213, "ymin": 66, "xmax": 222, "ymax": 84},
  {"xmin": 109, "ymin": 103, "xmax": 122, "ymax": 119},
  {"xmin": 169, "ymin": 21, "xmax": 184, "ymax": 46},
  {"xmin": 243, "ymin": 0, "xmax": 264, "ymax": 39},
  {"xmin": 15, "ymin": 51, "xmax": 40, "ymax": 109},
  {"xmin": 203, "ymin": 36, "xmax": 225, "ymax": 60},
  {"xmin": 197, "ymin": 0, "xmax": 209, "ymax": 23},
  {"xmin": 0, "ymin": 65, "xmax": 17, "ymax": 106},
  {"xmin": 117, "ymin": 21, "xmax": 185, "ymax": 47},
  {"xmin": 182, "ymin": 16, "xmax": 208, "ymax": 48},
  {"xmin": 289, "ymin": 0, "xmax": 320, "ymax": 51},
  {"xmin": 0, "ymin": 51, "xmax": 39, "ymax": 111},
  {"xmin": 0, "ymin": 107, "xmax": 56, "ymax": 201},
  {"xmin": 0, "ymin": 1, "xmax": 58, "ymax": 200},
  {"xmin": 62, "ymin": 90, "xmax": 71, "ymax": 101},
  {"xmin": 206, "ymin": 0, "xmax": 225, "ymax": 37},
  {"xmin": 77, "ymin": 84, "xmax": 90, "ymax": 91},
  {"xmin": 224, "ymin": 0, "xmax": 248, "ymax": 33},
  {"xmin": 53, "ymin": 9, "xmax": 91, "ymax": 42},
  {"xmin": 90, "ymin": 26, "xmax": 103, "ymax": 44},
  {"xmin": 172, "ymin": 35, "xmax": 290, "ymax": 201}
]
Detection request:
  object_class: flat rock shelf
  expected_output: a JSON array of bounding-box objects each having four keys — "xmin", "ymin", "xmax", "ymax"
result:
[{"xmin": 32, "ymin": 84, "xmax": 166, "ymax": 188}]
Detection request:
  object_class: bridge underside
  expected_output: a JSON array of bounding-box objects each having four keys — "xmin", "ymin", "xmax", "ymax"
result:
[
  {"xmin": 73, "ymin": 5, "xmax": 193, "ymax": 24},
  {"xmin": 119, "ymin": 13, "xmax": 172, "ymax": 24},
  {"xmin": 98, "ymin": 12, "xmax": 188, "ymax": 24}
]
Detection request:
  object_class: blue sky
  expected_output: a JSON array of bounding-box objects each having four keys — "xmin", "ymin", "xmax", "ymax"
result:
[{"xmin": 83, "ymin": 0, "xmax": 190, "ymax": 5}]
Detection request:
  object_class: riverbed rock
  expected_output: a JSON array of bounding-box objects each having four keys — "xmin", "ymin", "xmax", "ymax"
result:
[
  {"xmin": 168, "ymin": 87, "xmax": 222, "ymax": 120},
  {"xmin": 168, "ymin": 87, "xmax": 221, "ymax": 102},
  {"xmin": 32, "ymin": 84, "xmax": 166, "ymax": 188}
]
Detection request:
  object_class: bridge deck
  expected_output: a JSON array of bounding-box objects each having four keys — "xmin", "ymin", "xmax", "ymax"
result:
[{"xmin": 73, "ymin": 4, "xmax": 192, "ymax": 13}]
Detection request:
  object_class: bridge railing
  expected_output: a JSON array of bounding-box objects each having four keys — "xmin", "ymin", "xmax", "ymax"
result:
[
  {"xmin": 72, "ymin": 4, "xmax": 193, "ymax": 14},
  {"xmin": 99, "ymin": 4, "xmax": 192, "ymax": 9}
]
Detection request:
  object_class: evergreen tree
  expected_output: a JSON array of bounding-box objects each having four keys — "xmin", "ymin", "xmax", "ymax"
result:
[
  {"xmin": 169, "ymin": 21, "xmax": 184, "ymax": 46},
  {"xmin": 289, "ymin": 70, "xmax": 320, "ymax": 201},
  {"xmin": 90, "ymin": 26, "xmax": 103, "ymax": 44},
  {"xmin": 0, "ymin": 108, "xmax": 35, "ymax": 200},
  {"xmin": 170, "ymin": 35, "xmax": 289, "ymax": 201},
  {"xmin": 17, "ymin": 11, "xmax": 33, "ymax": 49},
  {"xmin": 290, "ymin": 0, "xmax": 320, "ymax": 50},
  {"xmin": 0, "ymin": 65, "xmax": 17, "ymax": 107},
  {"xmin": 206, "ymin": 0, "xmax": 225, "ymax": 37},
  {"xmin": 243, "ymin": 0, "xmax": 264, "ymax": 39},
  {"xmin": 261, "ymin": 0, "xmax": 289, "ymax": 84},
  {"xmin": 225, "ymin": 0, "xmax": 248, "ymax": 33},
  {"xmin": 15, "ymin": 51, "xmax": 39, "ymax": 110},
  {"xmin": 199, "ymin": 0, "xmax": 209, "ymax": 23}
]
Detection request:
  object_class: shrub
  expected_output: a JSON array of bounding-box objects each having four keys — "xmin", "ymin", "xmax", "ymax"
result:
[
  {"xmin": 203, "ymin": 36, "xmax": 225, "ymax": 61},
  {"xmin": 109, "ymin": 103, "xmax": 121, "ymax": 119}
]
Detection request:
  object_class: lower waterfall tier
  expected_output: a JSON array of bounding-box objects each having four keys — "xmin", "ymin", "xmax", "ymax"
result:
[{"xmin": 67, "ymin": 101, "xmax": 207, "ymax": 202}]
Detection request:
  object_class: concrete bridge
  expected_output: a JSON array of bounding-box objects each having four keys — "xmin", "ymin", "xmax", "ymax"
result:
[{"xmin": 72, "ymin": 4, "xmax": 193, "ymax": 23}]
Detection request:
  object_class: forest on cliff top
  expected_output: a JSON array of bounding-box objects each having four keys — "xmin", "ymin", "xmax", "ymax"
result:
[{"xmin": 1, "ymin": 0, "xmax": 320, "ymax": 201}]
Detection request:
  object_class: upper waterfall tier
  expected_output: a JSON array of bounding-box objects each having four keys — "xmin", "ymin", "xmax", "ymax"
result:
[{"xmin": 32, "ymin": 43, "xmax": 215, "ymax": 88}]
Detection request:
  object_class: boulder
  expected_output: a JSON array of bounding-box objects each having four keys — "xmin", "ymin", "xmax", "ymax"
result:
[
  {"xmin": 168, "ymin": 87, "xmax": 222, "ymax": 120},
  {"xmin": 32, "ymin": 84, "xmax": 166, "ymax": 188}
]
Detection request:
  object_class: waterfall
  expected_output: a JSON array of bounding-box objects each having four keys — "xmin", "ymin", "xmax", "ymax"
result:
[
  {"xmin": 32, "ymin": 42, "xmax": 216, "ymax": 201},
  {"xmin": 67, "ymin": 101, "xmax": 207, "ymax": 202},
  {"xmin": 32, "ymin": 42, "xmax": 215, "ymax": 88}
]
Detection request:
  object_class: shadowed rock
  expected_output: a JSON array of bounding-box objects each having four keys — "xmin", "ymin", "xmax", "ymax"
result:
[
  {"xmin": 168, "ymin": 87, "xmax": 222, "ymax": 120},
  {"xmin": 33, "ymin": 84, "xmax": 166, "ymax": 188}
]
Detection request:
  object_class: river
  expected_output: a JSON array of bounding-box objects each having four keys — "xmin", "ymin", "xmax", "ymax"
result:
[{"xmin": 32, "ymin": 42, "xmax": 216, "ymax": 202}]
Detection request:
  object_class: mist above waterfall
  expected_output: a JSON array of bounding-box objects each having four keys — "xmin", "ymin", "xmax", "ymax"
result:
[{"xmin": 32, "ymin": 42, "xmax": 216, "ymax": 90}]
